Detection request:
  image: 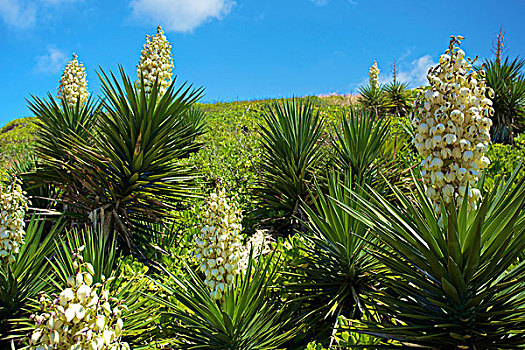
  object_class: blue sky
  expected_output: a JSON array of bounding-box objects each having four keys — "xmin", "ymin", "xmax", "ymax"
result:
[{"xmin": 1, "ymin": 0, "xmax": 524, "ymax": 124}]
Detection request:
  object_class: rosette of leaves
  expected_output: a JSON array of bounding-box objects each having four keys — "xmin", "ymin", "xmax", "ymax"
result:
[
  {"xmin": 338, "ymin": 166, "xmax": 525, "ymax": 348},
  {"xmin": 481, "ymin": 56, "xmax": 525, "ymax": 144},
  {"xmin": 257, "ymin": 98, "xmax": 324, "ymax": 224},
  {"xmin": 150, "ymin": 253, "xmax": 301, "ymax": 349},
  {"xmin": 357, "ymin": 84, "xmax": 389, "ymax": 115},
  {"xmin": 332, "ymin": 108, "xmax": 391, "ymax": 186},
  {"xmin": 28, "ymin": 88, "xmax": 101, "ymax": 213},
  {"xmin": 284, "ymin": 171, "xmax": 382, "ymax": 344},
  {"xmin": 383, "ymin": 81, "xmax": 414, "ymax": 117},
  {"xmin": 331, "ymin": 108, "xmax": 412, "ymax": 198}
]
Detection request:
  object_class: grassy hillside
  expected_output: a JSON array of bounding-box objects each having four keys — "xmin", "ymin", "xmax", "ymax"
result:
[
  {"xmin": 0, "ymin": 96, "xmax": 349, "ymax": 173},
  {"xmin": 0, "ymin": 116, "xmax": 37, "ymax": 173}
]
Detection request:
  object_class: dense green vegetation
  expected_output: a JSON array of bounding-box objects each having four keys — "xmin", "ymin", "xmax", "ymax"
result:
[{"xmin": 2, "ymin": 95, "xmax": 522, "ymax": 196}]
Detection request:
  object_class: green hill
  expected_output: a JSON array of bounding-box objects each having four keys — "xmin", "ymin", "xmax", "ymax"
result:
[{"xmin": 0, "ymin": 96, "xmax": 350, "ymax": 173}]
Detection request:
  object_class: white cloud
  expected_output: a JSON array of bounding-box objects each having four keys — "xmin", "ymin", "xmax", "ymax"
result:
[
  {"xmin": 396, "ymin": 55, "xmax": 436, "ymax": 87},
  {"xmin": 0, "ymin": 0, "xmax": 36, "ymax": 28},
  {"xmin": 0, "ymin": 0, "xmax": 80, "ymax": 28},
  {"xmin": 130, "ymin": 0, "xmax": 235, "ymax": 33},
  {"xmin": 35, "ymin": 47, "xmax": 68, "ymax": 74}
]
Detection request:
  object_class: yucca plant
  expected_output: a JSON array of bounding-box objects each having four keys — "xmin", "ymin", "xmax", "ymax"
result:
[
  {"xmin": 332, "ymin": 108, "xmax": 413, "ymax": 198},
  {"xmin": 149, "ymin": 253, "xmax": 299, "ymax": 349},
  {"xmin": 383, "ymin": 81, "xmax": 414, "ymax": 118},
  {"xmin": 482, "ymin": 57, "xmax": 525, "ymax": 144},
  {"xmin": 333, "ymin": 108, "xmax": 390, "ymax": 186},
  {"xmin": 285, "ymin": 171, "xmax": 382, "ymax": 344},
  {"xmin": 357, "ymin": 84, "xmax": 390, "ymax": 115},
  {"xmin": 258, "ymin": 98, "xmax": 324, "ymax": 223},
  {"xmin": 29, "ymin": 67, "xmax": 204, "ymax": 252},
  {"xmin": 0, "ymin": 216, "xmax": 62, "ymax": 344},
  {"xmin": 339, "ymin": 167, "xmax": 525, "ymax": 348}
]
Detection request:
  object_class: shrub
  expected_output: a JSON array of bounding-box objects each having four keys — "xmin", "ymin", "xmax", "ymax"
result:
[
  {"xmin": 383, "ymin": 81, "xmax": 414, "ymax": 117},
  {"xmin": 285, "ymin": 172, "xmax": 381, "ymax": 341},
  {"xmin": 29, "ymin": 68, "xmax": 204, "ymax": 253},
  {"xmin": 258, "ymin": 98, "xmax": 324, "ymax": 224},
  {"xmin": 150, "ymin": 254, "xmax": 300, "ymax": 349},
  {"xmin": 482, "ymin": 56, "xmax": 525, "ymax": 143},
  {"xmin": 341, "ymin": 169, "xmax": 525, "ymax": 348},
  {"xmin": 484, "ymin": 133, "xmax": 525, "ymax": 191},
  {"xmin": 358, "ymin": 61, "xmax": 390, "ymax": 114},
  {"xmin": 332, "ymin": 108, "xmax": 391, "ymax": 186},
  {"xmin": 357, "ymin": 84, "xmax": 388, "ymax": 115}
]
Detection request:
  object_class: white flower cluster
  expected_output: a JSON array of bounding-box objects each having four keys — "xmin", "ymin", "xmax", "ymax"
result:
[
  {"xmin": 0, "ymin": 179, "xmax": 29, "ymax": 265},
  {"xmin": 412, "ymin": 36, "xmax": 494, "ymax": 214},
  {"xmin": 369, "ymin": 61, "xmax": 380, "ymax": 88},
  {"xmin": 194, "ymin": 190, "xmax": 243, "ymax": 300},
  {"xmin": 57, "ymin": 54, "xmax": 89, "ymax": 108},
  {"xmin": 28, "ymin": 249, "xmax": 129, "ymax": 350},
  {"xmin": 238, "ymin": 229, "xmax": 274, "ymax": 272},
  {"xmin": 136, "ymin": 25, "xmax": 174, "ymax": 96}
]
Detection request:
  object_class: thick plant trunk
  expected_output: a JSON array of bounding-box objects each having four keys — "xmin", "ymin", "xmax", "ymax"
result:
[{"xmin": 491, "ymin": 112, "xmax": 514, "ymax": 144}]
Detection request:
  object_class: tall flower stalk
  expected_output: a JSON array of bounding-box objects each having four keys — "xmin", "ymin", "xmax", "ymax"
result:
[
  {"xmin": 193, "ymin": 190, "xmax": 243, "ymax": 300},
  {"xmin": 136, "ymin": 25, "xmax": 174, "ymax": 96},
  {"xmin": 57, "ymin": 54, "xmax": 89, "ymax": 108},
  {"xmin": 369, "ymin": 61, "xmax": 380, "ymax": 88},
  {"xmin": 0, "ymin": 178, "xmax": 29, "ymax": 265},
  {"xmin": 412, "ymin": 35, "xmax": 493, "ymax": 216}
]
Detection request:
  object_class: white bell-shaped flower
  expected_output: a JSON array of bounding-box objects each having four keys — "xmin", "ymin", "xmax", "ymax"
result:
[
  {"xmin": 0, "ymin": 179, "xmax": 29, "ymax": 266},
  {"xmin": 368, "ymin": 61, "xmax": 380, "ymax": 88},
  {"xmin": 57, "ymin": 54, "xmax": 89, "ymax": 108},
  {"xmin": 412, "ymin": 35, "xmax": 493, "ymax": 216},
  {"xmin": 193, "ymin": 189, "xmax": 243, "ymax": 300},
  {"xmin": 27, "ymin": 251, "xmax": 129, "ymax": 349},
  {"xmin": 136, "ymin": 25, "xmax": 174, "ymax": 96}
]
